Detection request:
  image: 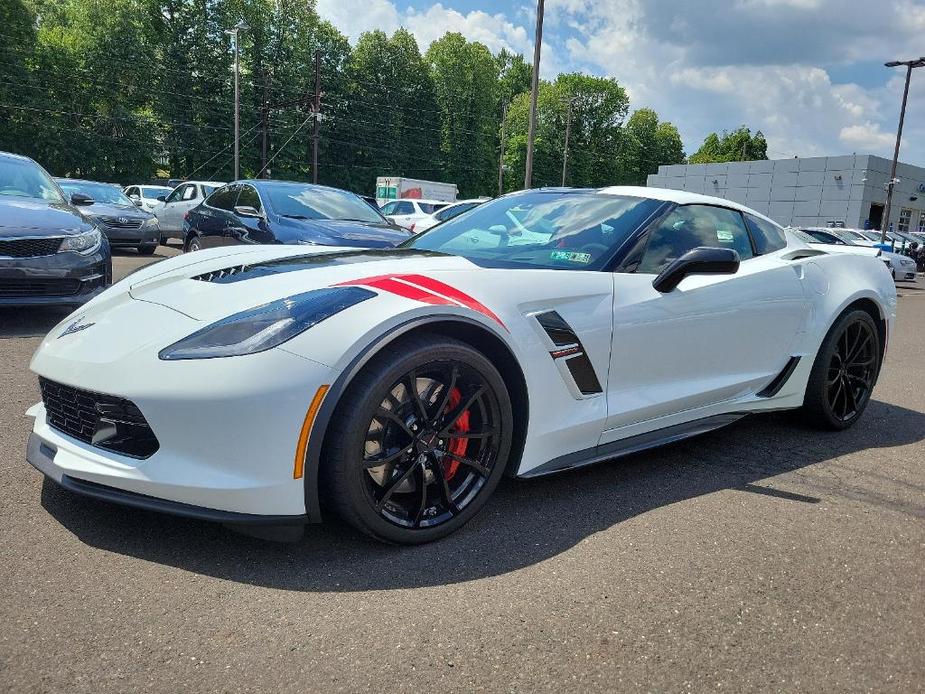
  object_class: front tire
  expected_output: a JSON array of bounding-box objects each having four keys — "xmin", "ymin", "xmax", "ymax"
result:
[
  {"xmin": 321, "ymin": 334, "xmax": 513, "ymax": 544},
  {"xmin": 801, "ymin": 309, "xmax": 880, "ymax": 430}
]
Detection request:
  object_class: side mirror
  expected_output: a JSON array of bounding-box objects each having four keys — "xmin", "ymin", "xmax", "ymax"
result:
[
  {"xmin": 234, "ymin": 205, "xmax": 262, "ymax": 219},
  {"xmin": 70, "ymin": 192, "xmax": 94, "ymax": 206},
  {"xmin": 133, "ymin": 197, "xmax": 145, "ymax": 206},
  {"xmin": 653, "ymin": 246, "xmax": 740, "ymax": 293},
  {"xmin": 156, "ymin": 195, "xmax": 167, "ymax": 202}
]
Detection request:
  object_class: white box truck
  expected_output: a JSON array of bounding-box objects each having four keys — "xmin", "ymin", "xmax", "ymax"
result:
[{"xmin": 375, "ymin": 177, "xmax": 458, "ymax": 206}]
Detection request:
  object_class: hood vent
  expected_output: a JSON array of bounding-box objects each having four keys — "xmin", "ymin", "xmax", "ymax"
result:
[{"xmin": 191, "ymin": 265, "xmax": 249, "ymax": 282}]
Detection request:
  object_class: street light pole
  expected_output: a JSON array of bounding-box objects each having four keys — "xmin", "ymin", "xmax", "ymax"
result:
[
  {"xmin": 225, "ymin": 21, "xmax": 248, "ymax": 181},
  {"xmin": 881, "ymin": 56, "xmax": 925, "ymax": 243},
  {"xmin": 524, "ymin": 0, "xmax": 544, "ymax": 189}
]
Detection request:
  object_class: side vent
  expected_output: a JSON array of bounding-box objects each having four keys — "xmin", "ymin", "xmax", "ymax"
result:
[
  {"xmin": 535, "ymin": 311, "xmax": 603, "ymax": 395},
  {"xmin": 757, "ymin": 356, "xmax": 801, "ymax": 398}
]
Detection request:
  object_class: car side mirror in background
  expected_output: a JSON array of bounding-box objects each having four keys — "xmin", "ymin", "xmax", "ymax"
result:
[
  {"xmin": 653, "ymin": 246, "xmax": 740, "ymax": 293},
  {"xmin": 233, "ymin": 205, "xmax": 262, "ymax": 219},
  {"xmin": 155, "ymin": 195, "xmax": 167, "ymax": 203},
  {"xmin": 70, "ymin": 192, "xmax": 94, "ymax": 206}
]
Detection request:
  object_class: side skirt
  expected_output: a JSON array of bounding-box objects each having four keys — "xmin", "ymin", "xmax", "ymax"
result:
[{"xmin": 520, "ymin": 412, "xmax": 748, "ymax": 478}]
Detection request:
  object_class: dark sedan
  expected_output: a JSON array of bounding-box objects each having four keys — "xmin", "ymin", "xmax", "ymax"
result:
[
  {"xmin": 0, "ymin": 152, "xmax": 111, "ymax": 307},
  {"xmin": 183, "ymin": 180, "xmax": 410, "ymax": 252},
  {"xmin": 56, "ymin": 178, "xmax": 160, "ymax": 255}
]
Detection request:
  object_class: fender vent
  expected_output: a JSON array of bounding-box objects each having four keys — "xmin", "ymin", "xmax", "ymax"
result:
[
  {"xmin": 536, "ymin": 311, "xmax": 603, "ymax": 395},
  {"xmin": 192, "ymin": 265, "xmax": 249, "ymax": 282}
]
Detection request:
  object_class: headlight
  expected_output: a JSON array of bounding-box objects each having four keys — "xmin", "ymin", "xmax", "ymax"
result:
[
  {"xmin": 144, "ymin": 217, "xmax": 158, "ymax": 228},
  {"xmin": 158, "ymin": 286, "xmax": 375, "ymax": 360},
  {"xmin": 59, "ymin": 228, "xmax": 102, "ymax": 255}
]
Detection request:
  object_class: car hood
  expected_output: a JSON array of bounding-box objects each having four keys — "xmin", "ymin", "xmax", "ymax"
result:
[
  {"xmin": 0, "ymin": 197, "xmax": 96, "ymax": 237},
  {"xmin": 273, "ymin": 216, "xmax": 410, "ymax": 247},
  {"xmin": 124, "ymin": 245, "xmax": 480, "ymax": 321},
  {"xmin": 80, "ymin": 202, "xmax": 153, "ymax": 220}
]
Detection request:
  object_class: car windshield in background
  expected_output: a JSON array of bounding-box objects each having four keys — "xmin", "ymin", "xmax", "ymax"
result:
[
  {"xmin": 141, "ymin": 186, "xmax": 172, "ymax": 199},
  {"xmin": 58, "ymin": 180, "xmax": 134, "ymax": 206},
  {"xmin": 418, "ymin": 202, "xmax": 445, "ymax": 214},
  {"xmin": 0, "ymin": 157, "xmax": 63, "ymax": 203},
  {"xmin": 405, "ymin": 192, "xmax": 661, "ymax": 270},
  {"xmin": 264, "ymin": 184, "xmax": 386, "ymax": 223},
  {"xmin": 202, "ymin": 185, "xmax": 218, "ymax": 197}
]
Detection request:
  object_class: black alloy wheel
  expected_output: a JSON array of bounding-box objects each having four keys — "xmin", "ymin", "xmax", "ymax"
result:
[
  {"xmin": 802, "ymin": 309, "xmax": 880, "ymax": 430},
  {"xmin": 322, "ymin": 335, "xmax": 513, "ymax": 544}
]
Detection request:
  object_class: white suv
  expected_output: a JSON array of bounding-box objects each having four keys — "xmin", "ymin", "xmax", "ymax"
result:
[
  {"xmin": 123, "ymin": 184, "xmax": 174, "ymax": 213},
  {"xmin": 380, "ymin": 198, "xmax": 450, "ymax": 232},
  {"xmin": 153, "ymin": 180, "xmax": 225, "ymax": 243}
]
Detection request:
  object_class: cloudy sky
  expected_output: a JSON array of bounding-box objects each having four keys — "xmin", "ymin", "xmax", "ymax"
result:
[{"xmin": 316, "ymin": 0, "xmax": 925, "ymax": 165}]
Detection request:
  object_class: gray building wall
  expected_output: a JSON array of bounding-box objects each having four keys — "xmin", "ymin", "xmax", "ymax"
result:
[{"xmin": 647, "ymin": 154, "xmax": 925, "ymax": 233}]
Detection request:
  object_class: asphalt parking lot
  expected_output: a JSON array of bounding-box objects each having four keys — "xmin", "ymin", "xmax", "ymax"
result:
[{"xmin": 1, "ymin": 247, "xmax": 923, "ymax": 693}]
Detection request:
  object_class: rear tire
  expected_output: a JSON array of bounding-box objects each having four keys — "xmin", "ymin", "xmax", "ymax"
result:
[
  {"xmin": 801, "ymin": 309, "xmax": 880, "ymax": 430},
  {"xmin": 138, "ymin": 245, "xmax": 156, "ymax": 256},
  {"xmin": 320, "ymin": 334, "xmax": 513, "ymax": 544},
  {"xmin": 185, "ymin": 234, "xmax": 201, "ymax": 253}
]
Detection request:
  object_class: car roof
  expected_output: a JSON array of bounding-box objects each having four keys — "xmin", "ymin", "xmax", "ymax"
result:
[
  {"xmin": 0, "ymin": 150, "xmax": 36, "ymax": 163},
  {"xmin": 54, "ymin": 177, "xmax": 119, "ymax": 186}
]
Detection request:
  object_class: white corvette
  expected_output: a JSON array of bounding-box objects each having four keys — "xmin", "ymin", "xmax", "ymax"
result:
[{"xmin": 26, "ymin": 187, "xmax": 897, "ymax": 543}]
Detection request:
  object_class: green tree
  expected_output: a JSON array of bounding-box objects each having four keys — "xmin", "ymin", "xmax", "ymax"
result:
[
  {"xmin": 502, "ymin": 73, "xmax": 629, "ymax": 191},
  {"xmin": 619, "ymin": 108, "xmax": 685, "ymax": 185},
  {"xmin": 689, "ymin": 126, "xmax": 767, "ymax": 163},
  {"xmin": 426, "ymin": 33, "xmax": 500, "ymax": 197}
]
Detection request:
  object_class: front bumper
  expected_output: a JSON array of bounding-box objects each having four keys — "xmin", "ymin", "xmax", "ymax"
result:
[
  {"xmin": 0, "ymin": 246, "xmax": 111, "ymax": 307},
  {"xmin": 28, "ymin": 340, "xmax": 338, "ymax": 520},
  {"xmin": 98, "ymin": 223, "xmax": 159, "ymax": 248}
]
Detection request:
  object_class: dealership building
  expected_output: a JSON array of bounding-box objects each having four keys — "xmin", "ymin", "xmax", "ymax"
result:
[{"xmin": 646, "ymin": 154, "xmax": 925, "ymax": 234}]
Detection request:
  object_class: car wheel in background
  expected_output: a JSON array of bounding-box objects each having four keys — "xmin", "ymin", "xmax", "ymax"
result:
[
  {"xmin": 321, "ymin": 334, "xmax": 513, "ymax": 544},
  {"xmin": 801, "ymin": 309, "xmax": 880, "ymax": 430},
  {"xmin": 185, "ymin": 235, "xmax": 201, "ymax": 253},
  {"xmin": 138, "ymin": 245, "xmax": 157, "ymax": 256}
]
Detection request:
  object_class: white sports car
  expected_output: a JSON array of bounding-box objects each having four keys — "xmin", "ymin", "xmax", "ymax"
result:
[{"xmin": 26, "ymin": 187, "xmax": 897, "ymax": 544}]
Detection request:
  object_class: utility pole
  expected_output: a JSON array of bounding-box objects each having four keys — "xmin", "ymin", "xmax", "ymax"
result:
[
  {"xmin": 311, "ymin": 50, "xmax": 321, "ymax": 184},
  {"xmin": 561, "ymin": 97, "xmax": 576, "ymax": 186},
  {"xmin": 498, "ymin": 101, "xmax": 508, "ymax": 195},
  {"xmin": 524, "ymin": 0, "xmax": 545, "ymax": 189},
  {"xmin": 224, "ymin": 20, "xmax": 248, "ymax": 180},
  {"xmin": 260, "ymin": 75, "xmax": 269, "ymax": 178},
  {"xmin": 881, "ymin": 56, "xmax": 924, "ymax": 242}
]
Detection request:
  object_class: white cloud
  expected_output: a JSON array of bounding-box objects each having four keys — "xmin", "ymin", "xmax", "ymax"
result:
[{"xmin": 317, "ymin": 0, "xmax": 925, "ymax": 165}]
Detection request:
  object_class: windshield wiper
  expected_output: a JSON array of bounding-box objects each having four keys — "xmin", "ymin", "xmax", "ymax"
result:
[{"xmin": 281, "ymin": 214, "xmax": 311, "ymax": 220}]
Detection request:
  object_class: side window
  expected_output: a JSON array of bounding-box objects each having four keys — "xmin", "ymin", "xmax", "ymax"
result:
[
  {"xmin": 206, "ymin": 185, "xmax": 239, "ymax": 211},
  {"xmin": 745, "ymin": 214, "xmax": 787, "ymax": 254},
  {"xmin": 165, "ymin": 185, "xmax": 186, "ymax": 203},
  {"xmin": 125, "ymin": 186, "xmax": 138, "ymax": 198},
  {"xmin": 236, "ymin": 185, "xmax": 262, "ymax": 212},
  {"xmin": 638, "ymin": 205, "xmax": 754, "ymax": 274},
  {"xmin": 395, "ymin": 201, "xmax": 414, "ymax": 215},
  {"xmin": 380, "ymin": 201, "xmax": 398, "ymax": 215},
  {"xmin": 182, "ymin": 184, "xmax": 197, "ymax": 201}
]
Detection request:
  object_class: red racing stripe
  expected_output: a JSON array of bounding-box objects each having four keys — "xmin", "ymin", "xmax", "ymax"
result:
[{"xmin": 337, "ymin": 274, "xmax": 506, "ymax": 329}]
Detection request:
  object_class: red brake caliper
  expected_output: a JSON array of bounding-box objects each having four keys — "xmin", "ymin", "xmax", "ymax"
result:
[{"xmin": 444, "ymin": 387, "xmax": 470, "ymax": 480}]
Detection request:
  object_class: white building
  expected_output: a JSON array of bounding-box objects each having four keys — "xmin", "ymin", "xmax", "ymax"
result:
[{"xmin": 647, "ymin": 154, "xmax": 925, "ymax": 233}]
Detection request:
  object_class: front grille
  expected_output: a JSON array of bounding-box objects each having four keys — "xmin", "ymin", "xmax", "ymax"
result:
[
  {"xmin": 98, "ymin": 216, "xmax": 144, "ymax": 229},
  {"xmin": 0, "ymin": 278, "xmax": 81, "ymax": 297},
  {"xmin": 0, "ymin": 237, "xmax": 62, "ymax": 258},
  {"xmin": 39, "ymin": 377, "xmax": 159, "ymax": 458}
]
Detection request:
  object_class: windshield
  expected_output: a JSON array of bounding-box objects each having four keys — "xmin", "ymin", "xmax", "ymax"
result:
[
  {"xmin": 57, "ymin": 180, "xmax": 134, "ymax": 206},
  {"xmin": 404, "ymin": 192, "xmax": 662, "ymax": 270},
  {"xmin": 263, "ymin": 184, "xmax": 386, "ymax": 223},
  {"xmin": 0, "ymin": 157, "xmax": 64, "ymax": 203},
  {"xmin": 141, "ymin": 186, "xmax": 172, "ymax": 199}
]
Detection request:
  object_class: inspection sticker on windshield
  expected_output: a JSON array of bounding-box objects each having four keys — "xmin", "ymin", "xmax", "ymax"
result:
[{"xmin": 550, "ymin": 250, "xmax": 592, "ymax": 264}]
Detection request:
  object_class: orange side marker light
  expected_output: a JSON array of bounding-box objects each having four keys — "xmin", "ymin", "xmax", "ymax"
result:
[{"xmin": 293, "ymin": 385, "xmax": 330, "ymax": 479}]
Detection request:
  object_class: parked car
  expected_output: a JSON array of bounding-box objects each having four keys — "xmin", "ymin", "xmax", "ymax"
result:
[
  {"xmin": 123, "ymin": 184, "xmax": 174, "ymax": 213},
  {"xmin": 793, "ymin": 228, "xmax": 916, "ymax": 282},
  {"xmin": 26, "ymin": 187, "xmax": 895, "ymax": 543},
  {"xmin": 379, "ymin": 198, "xmax": 451, "ymax": 231},
  {"xmin": 152, "ymin": 180, "xmax": 224, "ymax": 245},
  {"xmin": 56, "ymin": 178, "xmax": 160, "ymax": 255},
  {"xmin": 183, "ymin": 180, "xmax": 411, "ymax": 252},
  {"xmin": 0, "ymin": 152, "xmax": 111, "ymax": 307},
  {"xmin": 412, "ymin": 198, "xmax": 489, "ymax": 233}
]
